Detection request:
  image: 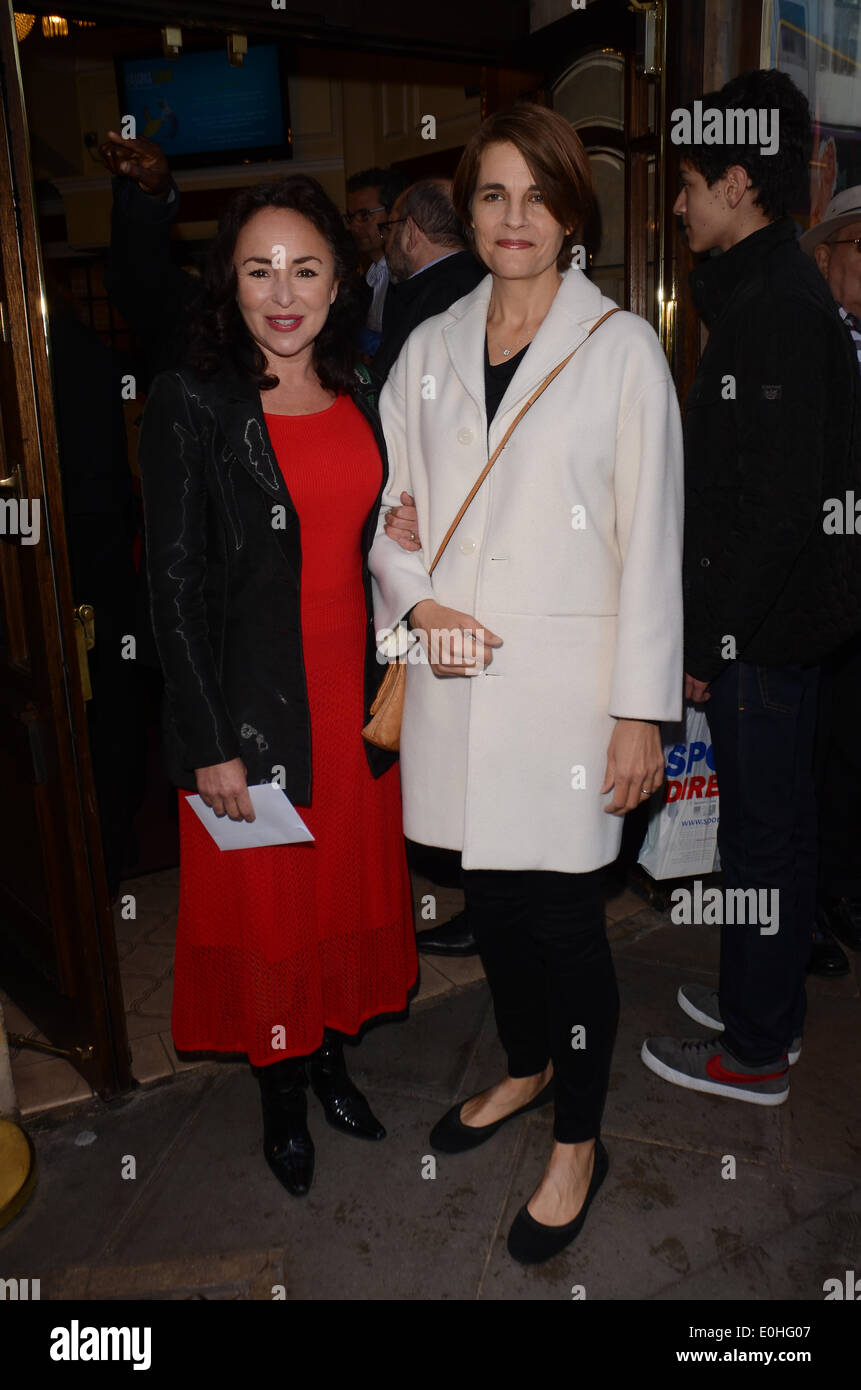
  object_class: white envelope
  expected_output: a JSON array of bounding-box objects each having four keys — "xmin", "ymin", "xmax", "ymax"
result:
[{"xmin": 186, "ymin": 782, "xmax": 314, "ymax": 851}]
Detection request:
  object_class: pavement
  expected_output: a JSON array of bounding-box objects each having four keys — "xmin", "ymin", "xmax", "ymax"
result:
[{"xmin": 1, "ymin": 886, "xmax": 859, "ymax": 1301}]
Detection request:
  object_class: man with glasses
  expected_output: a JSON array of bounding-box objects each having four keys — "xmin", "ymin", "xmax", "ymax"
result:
[
  {"xmin": 345, "ymin": 166, "xmax": 408, "ymax": 356},
  {"xmin": 372, "ymin": 179, "xmax": 484, "ymax": 384},
  {"xmin": 800, "ymin": 187, "xmax": 861, "ymax": 977}
]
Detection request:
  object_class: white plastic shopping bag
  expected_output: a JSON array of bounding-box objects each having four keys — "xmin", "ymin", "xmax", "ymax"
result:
[{"xmin": 638, "ymin": 705, "xmax": 721, "ymax": 880}]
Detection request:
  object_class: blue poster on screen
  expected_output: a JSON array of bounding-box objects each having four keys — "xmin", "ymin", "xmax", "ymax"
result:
[{"xmin": 119, "ymin": 45, "xmax": 284, "ymax": 158}]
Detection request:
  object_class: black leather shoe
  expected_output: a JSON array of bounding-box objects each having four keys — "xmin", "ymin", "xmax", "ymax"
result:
[
  {"xmin": 256, "ymin": 1058, "xmax": 315, "ymax": 1197},
  {"xmin": 807, "ymin": 923, "xmax": 850, "ymax": 977},
  {"xmin": 416, "ymin": 910, "xmax": 478, "ymax": 957},
  {"xmin": 507, "ymin": 1138, "xmax": 609, "ymax": 1265},
  {"xmin": 818, "ymin": 898, "xmax": 861, "ymax": 952},
  {"xmin": 429, "ymin": 1077, "xmax": 554, "ymax": 1154},
  {"xmin": 307, "ymin": 1031, "xmax": 385, "ymax": 1140}
]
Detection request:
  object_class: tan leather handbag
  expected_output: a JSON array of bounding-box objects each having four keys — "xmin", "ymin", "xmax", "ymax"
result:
[{"xmin": 362, "ymin": 308, "xmax": 621, "ymax": 751}]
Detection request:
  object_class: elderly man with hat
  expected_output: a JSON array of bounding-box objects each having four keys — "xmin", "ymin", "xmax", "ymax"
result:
[{"xmin": 800, "ymin": 187, "xmax": 861, "ymax": 976}]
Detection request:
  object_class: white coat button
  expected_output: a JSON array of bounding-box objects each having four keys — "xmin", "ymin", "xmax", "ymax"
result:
[
  {"xmin": 460, "ymin": 538, "xmax": 477, "ymax": 555},
  {"xmin": 457, "ymin": 427, "xmax": 474, "ymax": 445}
]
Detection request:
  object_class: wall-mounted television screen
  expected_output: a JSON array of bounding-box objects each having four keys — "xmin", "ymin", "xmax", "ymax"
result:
[{"xmin": 115, "ymin": 44, "xmax": 291, "ymax": 168}]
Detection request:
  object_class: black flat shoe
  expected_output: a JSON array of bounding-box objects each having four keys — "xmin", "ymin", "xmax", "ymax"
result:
[
  {"xmin": 429, "ymin": 1078, "xmax": 554, "ymax": 1154},
  {"xmin": 307, "ymin": 1031, "xmax": 386, "ymax": 1141},
  {"xmin": 256, "ymin": 1058, "xmax": 315, "ymax": 1197},
  {"xmin": 416, "ymin": 910, "xmax": 479, "ymax": 957},
  {"xmin": 807, "ymin": 924, "xmax": 850, "ymax": 977},
  {"xmin": 507, "ymin": 1138, "xmax": 609, "ymax": 1265}
]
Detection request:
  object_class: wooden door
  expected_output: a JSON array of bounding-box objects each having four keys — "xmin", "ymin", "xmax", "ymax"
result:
[
  {"xmin": 0, "ymin": 8, "xmax": 130, "ymax": 1098},
  {"xmin": 547, "ymin": 30, "xmax": 661, "ymax": 331}
]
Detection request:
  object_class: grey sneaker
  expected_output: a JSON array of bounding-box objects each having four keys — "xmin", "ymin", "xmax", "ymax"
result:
[
  {"xmin": 640, "ymin": 1035, "xmax": 790, "ymax": 1106},
  {"xmin": 677, "ymin": 984, "xmax": 802, "ymax": 1065}
]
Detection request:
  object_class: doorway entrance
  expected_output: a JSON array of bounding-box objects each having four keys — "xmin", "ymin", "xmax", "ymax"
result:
[{"xmin": 0, "ymin": 0, "xmax": 712, "ymax": 1112}]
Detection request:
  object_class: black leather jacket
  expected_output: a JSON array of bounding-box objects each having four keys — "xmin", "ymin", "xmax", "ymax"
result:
[{"xmin": 138, "ymin": 360, "xmax": 396, "ymax": 795}]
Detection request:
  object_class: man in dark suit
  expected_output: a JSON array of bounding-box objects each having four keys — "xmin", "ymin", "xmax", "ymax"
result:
[{"xmin": 372, "ymin": 179, "xmax": 484, "ymax": 383}]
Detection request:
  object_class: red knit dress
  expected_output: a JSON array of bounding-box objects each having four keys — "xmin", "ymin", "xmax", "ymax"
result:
[{"xmin": 172, "ymin": 392, "xmax": 417, "ymax": 1066}]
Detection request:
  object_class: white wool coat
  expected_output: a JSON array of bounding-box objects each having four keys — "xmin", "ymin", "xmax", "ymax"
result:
[{"xmin": 368, "ymin": 267, "xmax": 684, "ymax": 872}]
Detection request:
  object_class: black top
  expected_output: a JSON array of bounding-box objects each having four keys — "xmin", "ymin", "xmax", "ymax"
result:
[
  {"xmin": 484, "ymin": 337, "xmax": 529, "ymax": 427},
  {"xmin": 682, "ymin": 215, "xmax": 861, "ymax": 679}
]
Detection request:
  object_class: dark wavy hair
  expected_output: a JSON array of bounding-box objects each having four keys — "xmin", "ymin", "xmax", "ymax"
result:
[
  {"xmin": 185, "ymin": 175, "xmax": 368, "ymax": 394},
  {"xmin": 674, "ymin": 69, "xmax": 812, "ymax": 221}
]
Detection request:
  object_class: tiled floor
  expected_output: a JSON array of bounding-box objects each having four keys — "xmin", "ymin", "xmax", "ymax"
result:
[{"xmin": 2, "ymin": 868, "xmax": 648, "ymax": 1117}]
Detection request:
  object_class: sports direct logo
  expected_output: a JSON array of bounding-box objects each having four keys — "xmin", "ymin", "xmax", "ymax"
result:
[{"xmin": 664, "ymin": 738, "xmax": 718, "ymax": 803}]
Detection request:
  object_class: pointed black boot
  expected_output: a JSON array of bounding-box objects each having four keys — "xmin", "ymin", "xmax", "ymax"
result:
[
  {"xmin": 255, "ymin": 1057, "xmax": 315, "ymax": 1196},
  {"xmin": 307, "ymin": 1030, "xmax": 386, "ymax": 1140}
]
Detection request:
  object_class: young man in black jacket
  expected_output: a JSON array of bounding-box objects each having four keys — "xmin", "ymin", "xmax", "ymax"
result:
[{"xmin": 642, "ymin": 70, "xmax": 861, "ymax": 1105}]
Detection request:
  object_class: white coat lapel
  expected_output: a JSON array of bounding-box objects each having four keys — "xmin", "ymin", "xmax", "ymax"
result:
[
  {"xmin": 488, "ymin": 269, "xmax": 610, "ymax": 451},
  {"xmin": 441, "ymin": 273, "xmax": 493, "ymax": 421}
]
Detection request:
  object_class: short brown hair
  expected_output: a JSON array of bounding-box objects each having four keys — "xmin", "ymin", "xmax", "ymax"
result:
[{"xmin": 452, "ymin": 102, "xmax": 596, "ymax": 272}]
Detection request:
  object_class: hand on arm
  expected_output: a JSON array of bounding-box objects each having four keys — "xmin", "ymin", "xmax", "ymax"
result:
[{"xmin": 384, "ymin": 492, "xmax": 421, "ymax": 551}]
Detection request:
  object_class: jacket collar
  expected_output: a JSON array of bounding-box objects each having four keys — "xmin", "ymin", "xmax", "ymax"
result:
[
  {"xmin": 388, "ymin": 250, "xmax": 471, "ymax": 304},
  {"xmin": 200, "ymin": 357, "xmax": 287, "ymax": 501},
  {"xmin": 442, "ymin": 267, "xmax": 608, "ymax": 446},
  {"xmin": 199, "ymin": 355, "xmax": 381, "ymax": 491},
  {"xmin": 689, "ymin": 216, "xmax": 798, "ymax": 325},
  {"xmin": 186, "ymin": 358, "xmax": 386, "ymax": 564}
]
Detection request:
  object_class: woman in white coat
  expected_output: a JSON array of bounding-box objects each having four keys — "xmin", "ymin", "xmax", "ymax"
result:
[{"xmin": 369, "ymin": 104, "xmax": 683, "ymax": 1263}]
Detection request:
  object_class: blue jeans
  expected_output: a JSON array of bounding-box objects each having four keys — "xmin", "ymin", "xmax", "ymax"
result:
[{"xmin": 705, "ymin": 661, "xmax": 819, "ymax": 1064}]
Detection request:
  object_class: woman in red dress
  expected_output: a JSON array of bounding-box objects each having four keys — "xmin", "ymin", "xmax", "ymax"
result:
[{"xmin": 139, "ymin": 176, "xmax": 417, "ymax": 1197}]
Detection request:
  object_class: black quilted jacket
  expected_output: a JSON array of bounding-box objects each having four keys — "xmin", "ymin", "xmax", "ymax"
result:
[{"xmin": 683, "ymin": 217, "xmax": 861, "ymax": 683}]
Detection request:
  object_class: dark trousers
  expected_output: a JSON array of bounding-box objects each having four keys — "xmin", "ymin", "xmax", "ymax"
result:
[
  {"xmin": 705, "ymin": 661, "xmax": 819, "ymax": 1064},
  {"xmin": 463, "ymin": 868, "xmax": 619, "ymax": 1143},
  {"xmin": 816, "ymin": 631, "xmax": 861, "ymax": 899}
]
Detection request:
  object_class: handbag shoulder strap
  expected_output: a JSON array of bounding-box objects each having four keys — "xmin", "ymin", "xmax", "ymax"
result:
[{"xmin": 427, "ymin": 306, "xmax": 622, "ymax": 575}]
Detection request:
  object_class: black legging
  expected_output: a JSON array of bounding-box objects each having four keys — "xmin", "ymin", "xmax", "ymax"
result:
[{"xmin": 463, "ymin": 868, "xmax": 619, "ymax": 1143}]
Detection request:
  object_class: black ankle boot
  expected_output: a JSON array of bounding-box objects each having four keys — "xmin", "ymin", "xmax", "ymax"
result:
[
  {"xmin": 255, "ymin": 1057, "xmax": 315, "ymax": 1196},
  {"xmin": 307, "ymin": 1030, "xmax": 386, "ymax": 1140}
]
